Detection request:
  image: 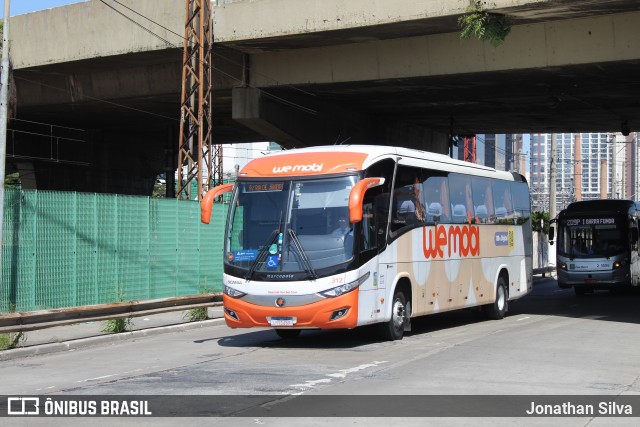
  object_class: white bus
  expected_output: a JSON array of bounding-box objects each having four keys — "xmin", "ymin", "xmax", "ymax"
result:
[
  {"xmin": 201, "ymin": 145, "xmax": 533, "ymax": 340},
  {"xmin": 550, "ymin": 199, "xmax": 640, "ymax": 295}
]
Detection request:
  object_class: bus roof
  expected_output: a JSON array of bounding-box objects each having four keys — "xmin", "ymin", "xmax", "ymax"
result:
[
  {"xmin": 238, "ymin": 145, "xmax": 521, "ymax": 181},
  {"xmin": 561, "ymin": 199, "xmax": 640, "ymax": 215}
]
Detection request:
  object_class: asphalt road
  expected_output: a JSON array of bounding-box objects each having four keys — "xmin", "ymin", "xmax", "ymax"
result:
[{"xmin": 1, "ymin": 277, "xmax": 639, "ymax": 426}]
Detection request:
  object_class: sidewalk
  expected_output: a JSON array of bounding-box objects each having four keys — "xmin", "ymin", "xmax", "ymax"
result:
[{"xmin": 0, "ymin": 306, "xmax": 225, "ymax": 362}]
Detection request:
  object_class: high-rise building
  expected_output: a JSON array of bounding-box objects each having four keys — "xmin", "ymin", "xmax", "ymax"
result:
[
  {"xmin": 454, "ymin": 134, "xmax": 517, "ymax": 172},
  {"xmin": 529, "ymin": 132, "xmax": 638, "ymax": 213}
]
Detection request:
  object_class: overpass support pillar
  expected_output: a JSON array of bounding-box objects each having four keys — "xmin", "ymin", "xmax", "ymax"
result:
[{"xmin": 232, "ymin": 87, "xmax": 448, "ymax": 153}]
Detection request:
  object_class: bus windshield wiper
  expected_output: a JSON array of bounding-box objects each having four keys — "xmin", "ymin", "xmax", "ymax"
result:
[
  {"xmin": 288, "ymin": 229, "xmax": 317, "ymax": 280},
  {"xmin": 245, "ymin": 229, "xmax": 280, "ymax": 280}
]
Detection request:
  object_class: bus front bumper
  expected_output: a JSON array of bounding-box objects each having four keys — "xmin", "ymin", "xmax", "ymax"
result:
[
  {"xmin": 557, "ymin": 268, "xmax": 630, "ymax": 288},
  {"xmin": 222, "ymin": 290, "xmax": 359, "ymax": 330}
]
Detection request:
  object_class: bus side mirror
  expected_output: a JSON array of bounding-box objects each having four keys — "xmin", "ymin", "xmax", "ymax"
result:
[
  {"xmin": 631, "ymin": 228, "xmax": 638, "ymax": 244},
  {"xmin": 348, "ymin": 177, "xmax": 385, "ymax": 223},
  {"xmin": 549, "ymin": 226, "xmax": 555, "ymax": 245},
  {"xmin": 201, "ymin": 184, "xmax": 234, "ymax": 224}
]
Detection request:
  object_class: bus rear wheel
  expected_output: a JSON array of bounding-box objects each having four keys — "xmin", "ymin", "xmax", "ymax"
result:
[
  {"xmin": 484, "ymin": 277, "xmax": 508, "ymax": 320},
  {"xmin": 275, "ymin": 329, "xmax": 301, "ymax": 339},
  {"xmin": 379, "ymin": 290, "xmax": 407, "ymax": 341}
]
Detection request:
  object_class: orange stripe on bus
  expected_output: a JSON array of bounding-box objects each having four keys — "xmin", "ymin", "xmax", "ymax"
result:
[{"xmin": 239, "ymin": 152, "xmax": 368, "ymax": 177}]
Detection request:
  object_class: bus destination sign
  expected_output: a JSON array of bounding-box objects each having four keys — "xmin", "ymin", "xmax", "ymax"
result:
[
  {"xmin": 244, "ymin": 182, "xmax": 284, "ymax": 193},
  {"xmin": 564, "ymin": 217, "xmax": 617, "ymax": 227}
]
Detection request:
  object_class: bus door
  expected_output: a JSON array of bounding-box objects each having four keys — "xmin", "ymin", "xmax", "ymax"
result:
[{"xmin": 358, "ymin": 159, "xmax": 393, "ymax": 322}]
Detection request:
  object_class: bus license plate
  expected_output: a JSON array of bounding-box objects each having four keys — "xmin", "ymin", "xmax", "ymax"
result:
[{"xmin": 270, "ymin": 317, "xmax": 295, "ymax": 326}]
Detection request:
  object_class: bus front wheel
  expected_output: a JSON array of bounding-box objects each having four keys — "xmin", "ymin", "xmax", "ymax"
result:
[
  {"xmin": 379, "ymin": 290, "xmax": 407, "ymax": 341},
  {"xmin": 484, "ymin": 277, "xmax": 508, "ymax": 320}
]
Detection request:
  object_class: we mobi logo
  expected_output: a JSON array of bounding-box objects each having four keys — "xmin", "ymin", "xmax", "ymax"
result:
[
  {"xmin": 422, "ymin": 224, "xmax": 480, "ymax": 259},
  {"xmin": 272, "ymin": 163, "xmax": 324, "ymax": 174}
]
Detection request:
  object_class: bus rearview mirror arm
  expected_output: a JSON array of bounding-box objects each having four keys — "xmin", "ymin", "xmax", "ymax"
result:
[
  {"xmin": 201, "ymin": 183, "xmax": 234, "ymax": 224},
  {"xmin": 348, "ymin": 177, "xmax": 385, "ymax": 223}
]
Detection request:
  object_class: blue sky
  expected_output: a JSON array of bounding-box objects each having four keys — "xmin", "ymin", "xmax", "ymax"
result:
[{"xmin": 1, "ymin": 0, "xmax": 85, "ymax": 19}]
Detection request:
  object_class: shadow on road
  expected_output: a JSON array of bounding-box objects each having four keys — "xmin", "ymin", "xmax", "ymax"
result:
[
  {"xmin": 511, "ymin": 276, "xmax": 640, "ymax": 324},
  {"xmin": 214, "ymin": 276, "xmax": 640, "ymax": 349}
]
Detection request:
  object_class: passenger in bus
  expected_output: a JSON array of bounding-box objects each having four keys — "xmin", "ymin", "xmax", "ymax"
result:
[{"xmin": 397, "ymin": 177, "xmax": 426, "ymax": 224}]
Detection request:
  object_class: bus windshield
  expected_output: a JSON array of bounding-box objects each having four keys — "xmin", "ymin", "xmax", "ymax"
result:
[
  {"xmin": 557, "ymin": 215, "xmax": 627, "ymax": 258},
  {"xmin": 225, "ymin": 175, "xmax": 359, "ymax": 278}
]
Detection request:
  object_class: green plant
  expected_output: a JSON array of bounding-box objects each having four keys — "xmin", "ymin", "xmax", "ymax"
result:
[
  {"xmin": 532, "ymin": 210, "xmax": 550, "ymax": 234},
  {"xmin": 183, "ymin": 283, "xmax": 214, "ymax": 322},
  {"xmin": 4, "ymin": 172, "xmax": 20, "ymax": 188},
  {"xmin": 102, "ymin": 317, "xmax": 132, "ymax": 334},
  {"xmin": 184, "ymin": 307, "xmax": 208, "ymax": 322},
  {"xmin": 0, "ymin": 332, "xmax": 26, "ymax": 350},
  {"xmin": 458, "ymin": 1, "xmax": 511, "ymax": 47},
  {"xmin": 102, "ymin": 285, "xmax": 133, "ymax": 333}
]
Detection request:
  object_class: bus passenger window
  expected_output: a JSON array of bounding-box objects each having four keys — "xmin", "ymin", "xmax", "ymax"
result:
[
  {"xmin": 448, "ymin": 173, "xmax": 472, "ymax": 224},
  {"xmin": 422, "ymin": 173, "xmax": 448, "ymax": 223},
  {"xmin": 492, "ymin": 180, "xmax": 514, "ymax": 223},
  {"xmin": 391, "ymin": 166, "xmax": 425, "ymax": 233},
  {"xmin": 471, "ymin": 177, "xmax": 493, "ymax": 223}
]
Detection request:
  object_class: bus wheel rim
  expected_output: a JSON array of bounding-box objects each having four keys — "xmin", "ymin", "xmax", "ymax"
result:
[
  {"xmin": 497, "ymin": 285, "xmax": 505, "ymax": 310},
  {"xmin": 392, "ymin": 298, "xmax": 405, "ymax": 331}
]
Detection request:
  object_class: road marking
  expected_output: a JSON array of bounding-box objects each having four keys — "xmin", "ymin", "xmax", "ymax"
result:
[
  {"xmin": 327, "ymin": 361, "xmax": 387, "ymax": 379},
  {"xmin": 289, "ymin": 361, "xmax": 388, "ymax": 389},
  {"xmin": 76, "ymin": 374, "xmax": 114, "ymax": 383},
  {"xmin": 516, "ymin": 316, "xmax": 531, "ymax": 321},
  {"xmin": 289, "ymin": 378, "xmax": 331, "ymax": 388}
]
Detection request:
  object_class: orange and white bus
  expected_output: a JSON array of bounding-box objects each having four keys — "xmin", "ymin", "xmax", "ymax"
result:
[{"xmin": 201, "ymin": 145, "xmax": 533, "ymax": 340}]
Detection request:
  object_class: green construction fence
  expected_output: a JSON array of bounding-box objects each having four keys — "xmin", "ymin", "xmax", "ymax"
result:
[{"xmin": 1, "ymin": 189, "xmax": 228, "ymax": 314}]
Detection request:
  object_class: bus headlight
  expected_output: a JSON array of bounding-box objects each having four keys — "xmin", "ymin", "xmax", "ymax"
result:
[
  {"xmin": 613, "ymin": 259, "xmax": 628, "ymax": 269},
  {"xmin": 319, "ymin": 272, "xmax": 370, "ymax": 298},
  {"xmin": 559, "ymin": 262, "xmax": 568, "ymax": 271},
  {"xmin": 224, "ymin": 285, "xmax": 246, "ymax": 298}
]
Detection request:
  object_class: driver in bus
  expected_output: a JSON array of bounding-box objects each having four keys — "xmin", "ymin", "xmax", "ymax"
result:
[{"xmin": 332, "ymin": 215, "xmax": 350, "ymax": 236}]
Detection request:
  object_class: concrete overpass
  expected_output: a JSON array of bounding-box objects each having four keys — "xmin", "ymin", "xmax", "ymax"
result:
[{"xmin": 6, "ymin": 0, "xmax": 640, "ymax": 194}]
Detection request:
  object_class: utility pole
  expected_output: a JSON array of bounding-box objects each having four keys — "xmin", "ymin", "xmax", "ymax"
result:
[
  {"xmin": 0, "ymin": 0, "xmax": 11, "ymax": 272},
  {"xmin": 612, "ymin": 134, "xmax": 617, "ymax": 198},
  {"xmin": 549, "ymin": 133, "xmax": 557, "ymax": 220}
]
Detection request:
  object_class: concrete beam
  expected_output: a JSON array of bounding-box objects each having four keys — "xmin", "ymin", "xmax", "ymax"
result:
[
  {"xmin": 249, "ymin": 11, "xmax": 640, "ymax": 87},
  {"xmin": 213, "ymin": 0, "xmax": 539, "ymax": 45},
  {"xmin": 232, "ymin": 87, "xmax": 448, "ymax": 152}
]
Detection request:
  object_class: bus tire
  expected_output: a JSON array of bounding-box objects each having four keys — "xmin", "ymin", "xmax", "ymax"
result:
[
  {"xmin": 275, "ymin": 329, "xmax": 301, "ymax": 339},
  {"xmin": 379, "ymin": 289, "xmax": 407, "ymax": 341},
  {"xmin": 484, "ymin": 277, "xmax": 508, "ymax": 320}
]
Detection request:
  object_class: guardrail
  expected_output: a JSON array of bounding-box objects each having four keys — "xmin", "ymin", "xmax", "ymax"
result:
[{"xmin": 0, "ymin": 293, "xmax": 223, "ymax": 333}]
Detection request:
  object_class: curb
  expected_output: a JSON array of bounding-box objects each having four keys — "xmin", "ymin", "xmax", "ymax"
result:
[{"xmin": 0, "ymin": 317, "xmax": 225, "ymax": 362}]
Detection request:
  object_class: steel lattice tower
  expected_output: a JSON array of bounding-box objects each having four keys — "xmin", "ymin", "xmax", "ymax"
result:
[
  {"xmin": 177, "ymin": 0, "xmax": 222, "ymax": 200},
  {"xmin": 463, "ymin": 135, "xmax": 477, "ymax": 164}
]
